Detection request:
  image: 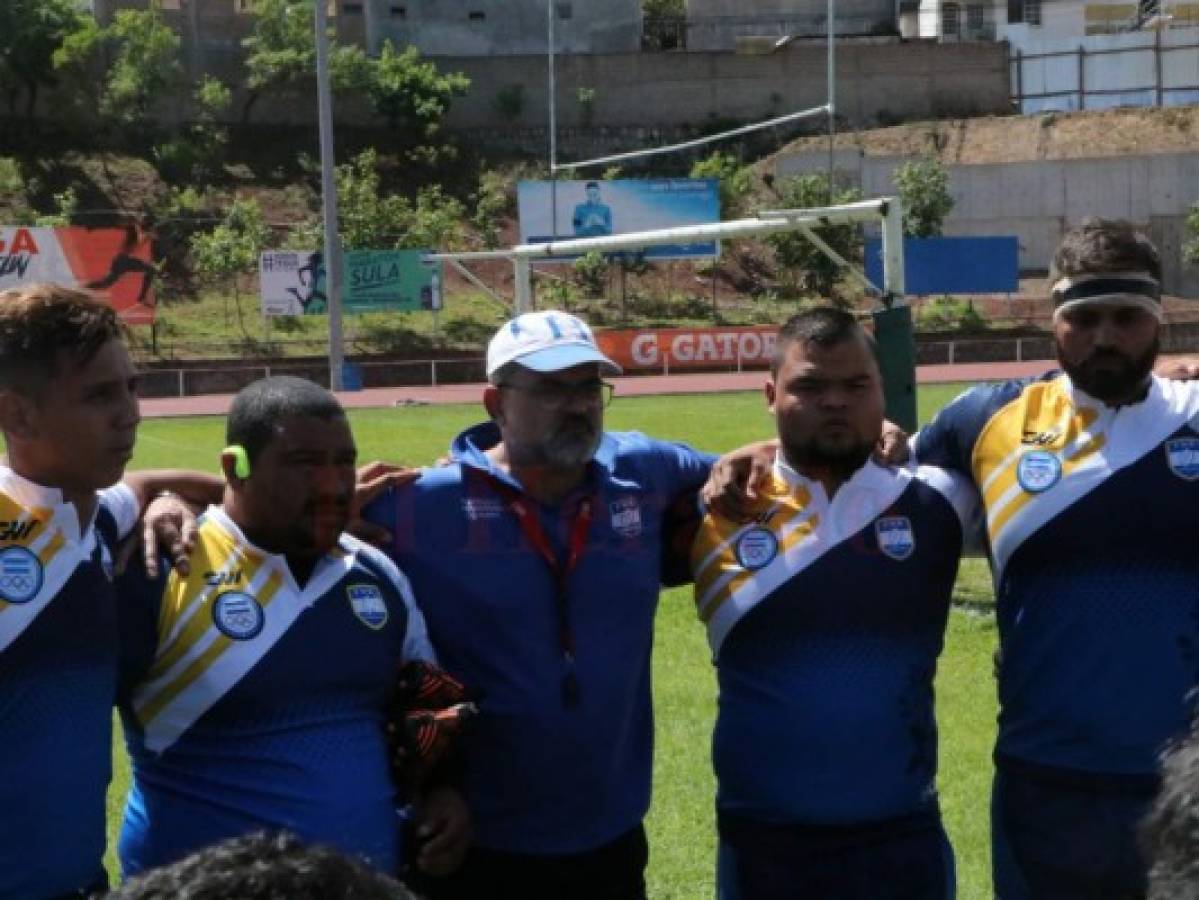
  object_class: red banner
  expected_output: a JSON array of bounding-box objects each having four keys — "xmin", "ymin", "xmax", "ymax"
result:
[
  {"xmin": 596, "ymin": 326, "xmax": 779, "ymax": 371},
  {"xmin": 0, "ymin": 225, "xmax": 157, "ymax": 324}
]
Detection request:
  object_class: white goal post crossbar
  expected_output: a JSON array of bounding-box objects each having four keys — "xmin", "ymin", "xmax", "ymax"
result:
[{"xmin": 426, "ymin": 196, "xmax": 906, "ymax": 314}]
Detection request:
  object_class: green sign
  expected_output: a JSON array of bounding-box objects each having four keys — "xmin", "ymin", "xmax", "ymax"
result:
[{"xmin": 343, "ymin": 250, "xmax": 442, "ymax": 313}]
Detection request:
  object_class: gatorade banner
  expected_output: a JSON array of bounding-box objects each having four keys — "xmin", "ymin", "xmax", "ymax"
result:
[
  {"xmin": 0, "ymin": 226, "xmax": 157, "ymax": 324},
  {"xmin": 596, "ymin": 326, "xmax": 779, "ymax": 371}
]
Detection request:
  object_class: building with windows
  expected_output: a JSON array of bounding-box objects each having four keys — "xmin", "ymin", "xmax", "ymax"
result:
[
  {"xmin": 683, "ymin": 0, "xmax": 899, "ymax": 50},
  {"xmin": 92, "ymin": 0, "xmax": 641, "ymax": 57}
]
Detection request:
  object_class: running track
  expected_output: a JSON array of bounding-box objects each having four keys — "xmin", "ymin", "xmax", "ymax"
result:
[{"xmin": 140, "ymin": 359, "xmax": 1058, "ymax": 418}]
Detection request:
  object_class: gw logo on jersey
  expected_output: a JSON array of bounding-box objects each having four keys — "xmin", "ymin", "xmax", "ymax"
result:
[
  {"xmin": 1021, "ymin": 429, "xmax": 1061, "ymax": 447},
  {"xmin": 876, "ymin": 517, "xmax": 915, "ymax": 561},
  {"xmin": 347, "ymin": 584, "xmax": 389, "ymax": 630},
  {"xmin": 1165, "ymin": 437, "xmax": 1199, "ymax": 481},
  {"xmin": 204, "ymin": 570, "xmax": 244, "ymax": 587},
  {"xmin": 0, "ymin": 520, "xmax": 36, "ymax": 542},
  {"xmin": 0, "ymin": 546, "xmax": 42, "ymax": 603},
  {"xmin": 212, "ymin": 591, "xmax": 264, "ymax": 640}
]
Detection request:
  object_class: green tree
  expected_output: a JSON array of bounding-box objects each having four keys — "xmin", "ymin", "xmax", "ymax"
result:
[
  {"xmin": 365, "ymin": 41, "xmax": 469, "ymax": 137},
  {"xmin": 54, "ymin": 5, "xmax": 182, "ymax": 130},
  {"xmin": 0, "ymin": 0, "xmax": 84, "ymax": 120},
  {"xmin": 893, "ymin": 155, "xmax": 954, "ymax": 238},
  {"xmin": 1185, "ymin": 201, "xmax": 1199, "ymax": 266},
  {"xmin": 766, "ymin": 174, "xmax": 864, "ymax": 300},
  {"xmin": 690, "ymin": 152, "xmax": 753, "ymax": 218},
  {"xmin": 191, "ymin": 198, "xmax": 272, "ymax": 336},
  {"xmin": 299, "ymin": 149, "xmax": 467, "ymax": 252},
  {"xmin": 154, "ymin": 76, "xmax": 232, "ymax": 183},
  {"xmin": 240, "ymin": 0, "xmax": 317, "ymax": 123},
  {"xmin": 643, "ymin": 0, "xmax": 684, "ymax": 15}
]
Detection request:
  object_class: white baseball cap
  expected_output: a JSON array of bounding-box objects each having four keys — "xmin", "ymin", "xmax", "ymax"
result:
[{"xmin": 486, "ymin": 310, "xmax": 622, "ymax": 380}]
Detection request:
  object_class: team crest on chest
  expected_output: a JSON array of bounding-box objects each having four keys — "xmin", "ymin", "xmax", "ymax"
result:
[
  {"xmin": 1165, "ymin": 437, "xmax": 1199, "ymax": 481},
  {"xmin": 0, "ymin": 546, "xmax": 42, "ymax": 603},
  {"xmin": 609, "ymin": 496, "xmax": 643, "ymax": 538},
  {"xmin": 736, "ymin": 527, "xmax": 779, "ymax": 571},
  {"xmin": 876, "ymin": 516, "xmax": 915, "ymax": 561},
  {"xmin": 212, "ymin": 591, "xmax": 264, "ymax": 640},
  {"xmin": 347, "ymin": 583, "xmax": 389, "ymax": 630},
  {"xmin": 1016, "ymin": 450, "xmax": 1062, "ymax": 494}
]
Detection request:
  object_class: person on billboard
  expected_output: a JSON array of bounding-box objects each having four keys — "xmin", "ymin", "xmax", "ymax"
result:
[
  {"xmin": 86, "ymin": 221, "xmax": 158, "ymax": 309},
  {"xmin": 572, "ymin": 182, "xmax": 613, "ymax": 238}
]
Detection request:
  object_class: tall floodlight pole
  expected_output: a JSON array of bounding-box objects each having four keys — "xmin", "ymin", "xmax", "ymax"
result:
[
  {"xmin": 827, "ymin": 0, "xmax": 836, "ymax": 192},
  {"xmin": 314, "ymin": 0, "xmax": 345, "ymax": 390},
  {"xmin": 548, "ymin": 0, "xmax": 559, "ymax": 258}
]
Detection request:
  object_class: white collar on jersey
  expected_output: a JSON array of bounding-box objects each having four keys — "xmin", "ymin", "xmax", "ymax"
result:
[{"xmin": 0, "ymin": 465, "xmax": 99, "ymax": 547}]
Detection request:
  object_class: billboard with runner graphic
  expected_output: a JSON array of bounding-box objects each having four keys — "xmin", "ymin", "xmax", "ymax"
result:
[{"xmin": 0, "ymin": 225, "xmax": 157, "ymax": 324}]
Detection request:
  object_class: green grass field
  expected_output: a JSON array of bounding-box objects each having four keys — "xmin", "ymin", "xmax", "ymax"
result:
[{"xmin": 110, "ymin": 383, "xmax": 998, "ymax": 897}]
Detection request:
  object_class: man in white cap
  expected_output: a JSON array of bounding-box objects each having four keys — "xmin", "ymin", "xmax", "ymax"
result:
[
  {"xmin": 909, "ymin": 218, "xmax": 1199, "ymax": 899},
  {"xmin": 365, "ymin": 310, "xmax": 715, "ymax": 899}
]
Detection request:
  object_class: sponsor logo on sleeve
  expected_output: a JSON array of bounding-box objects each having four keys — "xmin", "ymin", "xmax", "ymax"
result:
[
  {"xmin": 212, "ymin": 591, "xmax": 265, "ymax": 640},
  {"xmin": 347, "ymin": 583, "xmax": 389, "ymax": 630}
]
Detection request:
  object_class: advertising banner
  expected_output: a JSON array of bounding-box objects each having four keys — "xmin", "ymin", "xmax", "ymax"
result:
[
  {"xmin": 0, "ymin": 226, "xmax": 157, "ymax": 324},
  {"xmin": 596, "ymin": 326, "xmax": 779, "ymax": 371},
  {"xmin": 517, "ymin": 179, "xmax": 720, "ymax": 261},
  {"xmin": 344, "ymin": 250, "xmax": 441, "ymax": 313},
  {"xmin": 260, "ymin": 249, "xmax": 441, "ymax": 316}
]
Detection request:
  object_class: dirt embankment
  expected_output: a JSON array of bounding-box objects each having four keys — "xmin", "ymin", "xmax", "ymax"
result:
[{"xmin": 770, "ymin": 106, "xmax": 1199, "ymax": 165}]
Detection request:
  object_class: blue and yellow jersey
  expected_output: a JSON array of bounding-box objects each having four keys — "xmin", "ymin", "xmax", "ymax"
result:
[
  {"xmin": 116, "ymin": 506, "xmax": 433, "ymax": 878},
  {"xmin": 692, "ymin": 460, "xmax": 974, "ymax": 826},
  {"xmin": 0, "ymin": 469, "xmax": 138, "ymax": 899},
  {"xmin": 915, "ymin": 374, "xmax": 1199, "ymax": 777}
]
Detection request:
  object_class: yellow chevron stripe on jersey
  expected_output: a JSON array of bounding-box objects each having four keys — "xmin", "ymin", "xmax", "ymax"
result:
[
  {"xmin": 692, "ymin": 461, "xmax": 916, "ymax": 655},
  {"xmin": 0, "ymin": 490, "xmax": 83, "ymax": 651},
  {"xmin": 148, "ymin": 522, "xmax": 267, "ymax": 680},
  {"xmin": 696, "ymin": 501, "xmax": 820, "ymax": 625},
  {"xmin": 974, "ymin": 375, "xmax": 1199, "ymax": 582},
  {"xmin": 972, "ymin": 377, "xmax": 1108, "ymax": 544},
  {"xmin": 132, "ymin": 505, "xmax": 362, "ymax": 753},
  {"xmin": 136, "ymin": 574, "xmax": 284, "ymax": 727}
]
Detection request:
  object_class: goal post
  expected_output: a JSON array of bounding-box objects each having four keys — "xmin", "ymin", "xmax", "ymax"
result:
[{"xmin": 428, "ymin": 196, "xmax": 918, "ymax": 430}]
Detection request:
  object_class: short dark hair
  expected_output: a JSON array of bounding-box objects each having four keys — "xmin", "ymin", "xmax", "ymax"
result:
[
  {"xmin": 106, "ymin": 831, "xmax": 417, "ymax": 900},
  {"xmin": 585, "ymin": 181, "xmax": 600, "ymax": 190},
  {"xmin": 1051, "ymin": 218, "xmax": 1161, "ymax": 282},
  {"xmin": 0, "ymin": 283, "xmax": 124, "ymax": 396},
  {"xmin": 771, "ymin": 306, "xmax": 877, "ymax": 376},
  {"xmin": 1142, "ymin": 723, "xmax": 1199, "ymax": 900},
  {"xmin": 226, "ymin": 376, "xmax": 346, "ymax": 467}
]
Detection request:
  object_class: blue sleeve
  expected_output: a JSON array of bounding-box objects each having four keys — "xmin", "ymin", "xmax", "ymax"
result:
[
  {"xmin": 644, "ymin": 439, "xmax": 715, "ymax": 588},
  {"xmin": 913, "ymin": 380, "xmax": 1029, "ymax": 475},
  {"xmin": 114, "ymin": 567, "xmax": 166, "ymax": 702}
]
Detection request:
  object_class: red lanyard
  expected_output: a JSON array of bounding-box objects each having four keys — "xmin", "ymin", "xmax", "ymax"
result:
[{"xmin": 484, "ymin": 475, "xmax": 594, "ymax": 707}]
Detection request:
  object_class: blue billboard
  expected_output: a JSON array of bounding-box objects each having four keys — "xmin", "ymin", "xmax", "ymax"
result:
[
  {"xmin": 517, "ymin": 178, "xmax": 721, "ymax": 261},
  {"xmin": 864, "ymin": 236, "xmax": 1019, "ymax": 295}
]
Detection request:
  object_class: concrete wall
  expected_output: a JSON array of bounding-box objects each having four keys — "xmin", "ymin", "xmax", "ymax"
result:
[
  {"xmin": 774, "ymin": 148, "xmax": 1199, "ymax": 296},
  {"xmin": 436, "ymin": 40, "xmax": 1010, "ymax": 131}
]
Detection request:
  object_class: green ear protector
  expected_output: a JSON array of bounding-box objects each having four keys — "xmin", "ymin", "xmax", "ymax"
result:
[{"xmin": 223, "ymin": 445, "xmax": 251, "ymax": 479}]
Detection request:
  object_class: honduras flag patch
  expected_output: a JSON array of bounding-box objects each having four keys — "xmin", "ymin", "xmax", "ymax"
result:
[
  {"xmin": 1166, "ymin": 437, "xmax": 1199, "ymax": 481},
  {"xmin": 348, "ymin": 584, "xmax": 389, "ymax": 630},
  {"xmin": 876, "ymin": 516, "xmax": 915, "ymax": 561}
]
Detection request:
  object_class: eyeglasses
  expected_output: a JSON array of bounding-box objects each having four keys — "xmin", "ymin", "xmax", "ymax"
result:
[{"xmin": 499, "ymin": 379, "xmax": 615, "ymax": 409}]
